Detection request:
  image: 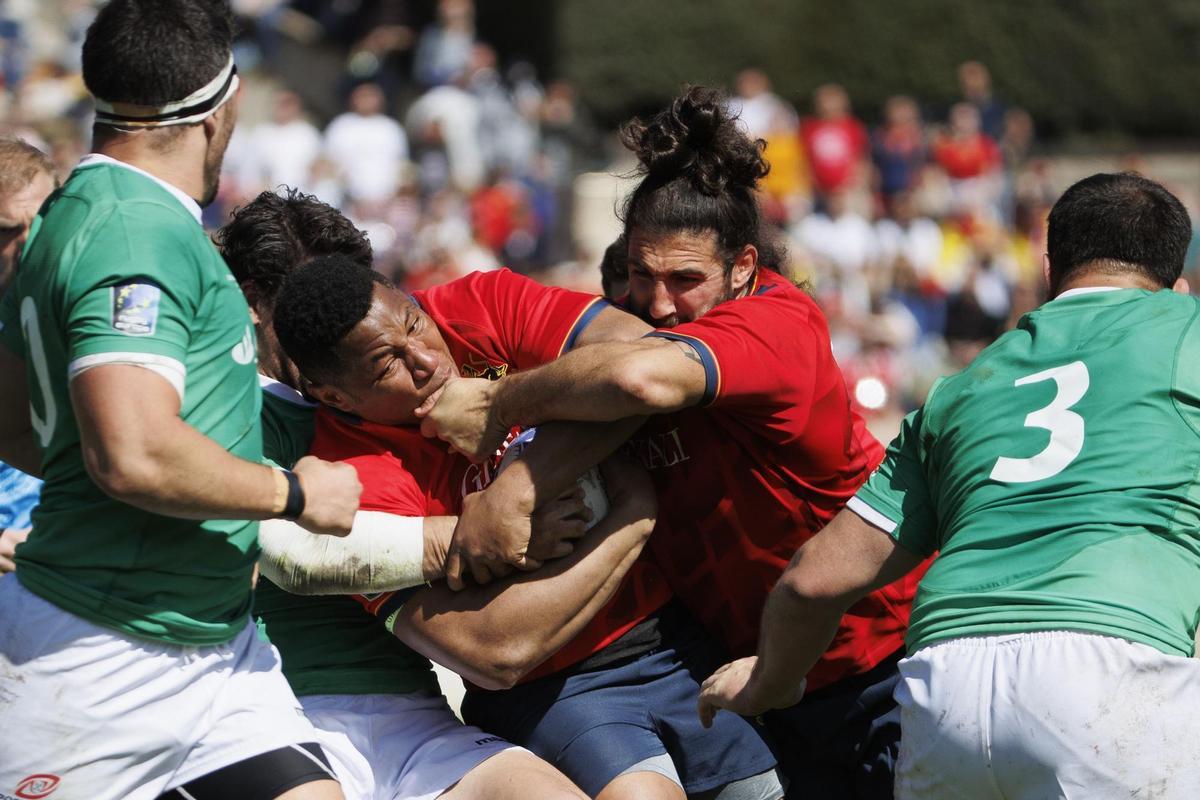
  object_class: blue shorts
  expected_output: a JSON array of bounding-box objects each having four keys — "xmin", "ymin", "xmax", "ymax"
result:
[
  {"xmin": 461, "ymin": 604, "xmax": 778, "ymax": 797},
  {"xmin": 762, "ymin": 649, "xmax": 903, "ymax": 800}
]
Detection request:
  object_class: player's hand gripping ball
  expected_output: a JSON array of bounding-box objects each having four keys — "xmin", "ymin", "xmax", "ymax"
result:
[{"xmin": 497, "ymin": 427, "xmax": 609, "ymax": 528}]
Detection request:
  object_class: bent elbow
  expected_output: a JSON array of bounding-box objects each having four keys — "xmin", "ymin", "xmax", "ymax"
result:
[
  {"xmin": 614, "ymin": 361, "xmax": 686, "ymax": 412},
  {"xmin": 84, "ymin": 448, "xmax": 157, "ymax": 503}
]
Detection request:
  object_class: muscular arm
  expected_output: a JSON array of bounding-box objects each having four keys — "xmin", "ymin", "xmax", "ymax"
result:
[
  {"xmin": 698, "ymin": 510, "xmax": 924, "ymax": 724},
  {"xmin": 0, "ymin": 346, "xmax": 42, "ymax": 476},
  {"xmin": 441, "ymin": 416, "xmax": 645, "ymax": 588},
  {"xmin": 71, "ymin": 365, "xmax": 359, "ymax": 533},
  {"xmin": 258, "ymin": 513, "xmax": 454, "ymax": 594},
  {"xmin": 393, "ymin": 458, "xmax": 657, "ymax": 690},
  {"xmin": 422, "ymin": 338, "xmax": 705, "ymax": 462}
]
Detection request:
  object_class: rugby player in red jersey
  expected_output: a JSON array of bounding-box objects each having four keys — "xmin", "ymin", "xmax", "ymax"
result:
[
  {"xmin": 420, "ymin": 86, "xmax": 929, "ymax": 799},
  {"xmin": 270, "ymin": 255, "xmax": 784, "ymax": 800}
]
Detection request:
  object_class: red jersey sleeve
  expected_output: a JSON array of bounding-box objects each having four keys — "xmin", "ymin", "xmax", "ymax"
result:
[
  {"xmin": 648, "ymin": 272, "xmax": 825, "ymax": 408},
  {"xmin": 418, "ymin": 269, "xmax": 608, "ymax": 369}
]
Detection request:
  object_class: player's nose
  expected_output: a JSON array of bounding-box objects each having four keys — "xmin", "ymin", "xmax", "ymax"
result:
[
  {"xmin": 406, "ymin": 342, "xmax": 439, "ymax": 382},
  {"xmin": 650, "ymin": 282, "xmax": 675, "ymax": 321}
]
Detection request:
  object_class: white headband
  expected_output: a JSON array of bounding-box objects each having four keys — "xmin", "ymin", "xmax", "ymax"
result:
[{"xmin": 94, "ymin": 54, "xmax": 239, "ymax": 129}]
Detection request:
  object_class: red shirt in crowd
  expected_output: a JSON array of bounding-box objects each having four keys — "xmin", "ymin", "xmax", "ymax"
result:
[
  {"xmin": 932, "ymin": 132, "xmax": 1001, "ymax": 179},
  {"xmin": 629, "ymin": 268, "xmax": 930, "ymax": 691},
  {"xmin": 800, "ymin": 116, "xmax": 869, "ymax": 193},
  {"xmin": 312, "ymin": 269, "xmax": 673, "ymax": 682}
]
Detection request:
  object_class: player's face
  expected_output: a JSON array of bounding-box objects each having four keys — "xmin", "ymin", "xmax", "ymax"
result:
[
  {"xmin": 320, "ymin": 285, "xmax": 455, "ymax": 425},
  {"xmin": 625, "ymin": 229, "xmax": 756, "ymax": 327},
  {"xmin": 0, "ymin": 169, "xmax": 55, "ymax": 293}
]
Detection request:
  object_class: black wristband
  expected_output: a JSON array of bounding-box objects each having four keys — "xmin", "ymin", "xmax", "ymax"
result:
[{"xmin": 282, "ymin": 470, "xmax": 306, "ymax": 520}]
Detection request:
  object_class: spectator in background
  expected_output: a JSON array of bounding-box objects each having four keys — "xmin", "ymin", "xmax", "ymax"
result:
[
  {"xmin": 324, "ymin": 82, "xmax": 408, "ymax": 203},
  {"xmin": 406, "ymin": 73, "xmax": 485, "ymax": 194},
  {"xmin": 468, "ymin": 43, "xmax": 537, "ymax": 178},
  {"xmin": 933, "ymin": 103, "xmax": 1002, "ymax": 217},
  {"xmin": 800, "ymin": 82, "xmax": 868, "ymax": 203},
  {"xmin": 240, "ymin": 89, "xmax": 323, "ymax": 194},
  {"xmin": 731, "ymin": 67, "xmax": 797, "ymax": 140},
  {"xmin": 957, "ymin": 60, "xmax": 1006, "ymax": 142},
  {"xmin": 733, "ymin": 68, "xmax": 806, "ymax": 222},
  {"xmin": 413, "ymin": 0, "xmax": 475, "ymax": 88},
  {"xmin": 872, "ymin": 95, "xmax": 926, "ymax": 205},
  {"xmin": 795, "ymin": 187, "xmax": 877, "ymax": 316},
  {"xmin": 0, "ymin": 136, "xmax": 56, "ymax": 575},
  {"xmin": 875, "ymin": 189, "xmax": 943, "ymax": 285}
]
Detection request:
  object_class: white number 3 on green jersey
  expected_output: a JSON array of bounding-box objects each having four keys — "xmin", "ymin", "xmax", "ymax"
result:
[{"xmin": 990, "ymin": 360, "xmax": 1089, "ymax": 484}]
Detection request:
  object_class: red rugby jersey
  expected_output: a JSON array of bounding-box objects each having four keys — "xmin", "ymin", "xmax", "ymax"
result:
[
  {"xmin": 310, "ymin": 269, "xmax": 672, "ymax": 682},
  {"xmin": 631, "ymin": 268, "xmax": 930, "ymax": 691}
]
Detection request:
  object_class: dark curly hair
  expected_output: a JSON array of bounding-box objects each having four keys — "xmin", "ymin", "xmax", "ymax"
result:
[
  {"xmin": 620, "ymin": 85, "xmax": 786, "ymax": 271},
  {"xmin": 273, "ymin": 254, "xmax": 389, "ymax": 385},
  {"xmin": 214, "ymin": 187, "xmax": 373, "ymax": 305}
]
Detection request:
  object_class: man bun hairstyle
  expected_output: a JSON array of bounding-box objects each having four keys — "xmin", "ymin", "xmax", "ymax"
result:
[
  {"xmin": 273, "ymin": 254, "xmax": 390, "ymax": 385},
  {"xmin": 215, "ymin": 188, "xmax": 373, "ymax": 304},
  {"xmin": 621, "ymin": 85, "xmax": 785, "ymax": 271},
  {"xmin": 82, "ymin": 0, "xmax": 233, "ymax": 108},
  {"xmin": 1047, "ymin": 172, "xmax": 1191, "ymax": 293}
]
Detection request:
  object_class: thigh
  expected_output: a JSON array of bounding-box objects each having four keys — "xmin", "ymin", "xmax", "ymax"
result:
[
  {"xmin": 0, "ymin": 577, "xmax": 207, "ymax": 800},
  {"xmin": 464, "ymin": 668, "xmax": 668, "ymax": 799},
  {"xmin": 166, "ymin": 623, "xmax": 328, "ymax": 792},
  {"xmin": 443, "ymin": 749, "xmax": 586, "ymax": 800},
  {"xmin": 647, "ymin": 643, "xmax": 779, "ymax": 797},
  {"xmin": 307, "ymin": 691, "xmax": 527, "ymax": 800}
]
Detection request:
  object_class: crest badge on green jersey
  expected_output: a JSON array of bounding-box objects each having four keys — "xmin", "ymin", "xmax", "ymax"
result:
[{"xmin": 111, "ymin": 281, "xmax": 161, "ymax": 336}]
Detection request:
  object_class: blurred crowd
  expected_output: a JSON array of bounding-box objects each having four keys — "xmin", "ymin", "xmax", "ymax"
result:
[{"xmin": 2, "ymin": 0, "xmax": 1193, "ymax": 431}]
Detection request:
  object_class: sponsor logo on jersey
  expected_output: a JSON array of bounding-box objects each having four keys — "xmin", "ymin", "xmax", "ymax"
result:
[
  {"xmin": 231, "ymin": 324, "xmax": 256, "ymax": 365},
  {"xmin": 625, "ymin": 427, "xmax": 690, "ymax": 470},
  {"xmin": 111, "ymin": 281, "xmax": 161, "ymax": 336},
  {"xmin": 460, "ymin": 356, "xmax": 508, "ymax": 381},
  {"xmin": 13, "ymin": 774, "xmax": 60, "ymax": 799},
  {"xmin": 474, "ymin": 736, "xmax": 504, "ymax": 747}
]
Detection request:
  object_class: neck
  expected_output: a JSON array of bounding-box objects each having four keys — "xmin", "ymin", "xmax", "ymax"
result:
[
  {"xmin": 1053, "ymin": 271, "xmax": 1161, "ymax": 298},
  {"xmin": 93, "ymin": 132, "xmax": 206, "ymax": 203}
]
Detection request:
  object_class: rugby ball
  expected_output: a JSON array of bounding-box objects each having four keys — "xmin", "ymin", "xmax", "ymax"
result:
[{"xmin": 497, "ymin": 427, "xmax": 609, "ymax": 529}]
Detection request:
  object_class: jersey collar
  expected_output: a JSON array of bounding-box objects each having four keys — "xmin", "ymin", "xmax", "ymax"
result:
[
  {"xmin": 258, "ymin": 373, "xmax": 317, "ymax": 407},
  {"xmin": 1055, "ymin": 286, "xmax": 1124, "ymax": 300},
  {"xmin": 75, "ymin": 153, "xmax": 203, "ymax": 224}
]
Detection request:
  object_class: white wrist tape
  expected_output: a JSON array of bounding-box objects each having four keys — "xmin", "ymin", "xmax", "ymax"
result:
[{"xmin": 258, "ymin": 510, "xmax": 425, "ymax": 595}]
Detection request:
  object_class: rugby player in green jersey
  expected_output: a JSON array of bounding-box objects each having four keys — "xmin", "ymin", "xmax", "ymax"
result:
[
  {"xmin": 0, "ymin": 3, "xmax": 361, "ymax": 799},
  {"xmin": 217, "ymin": 189, "xmax": 682, "ymax": 800},
  {"xmin": 699, "ymin": 172, "xmax": 1200, "ymax": 798}
]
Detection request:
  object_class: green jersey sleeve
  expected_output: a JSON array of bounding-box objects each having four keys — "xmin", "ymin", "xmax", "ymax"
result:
[
  {"xmin": 63, "ymin": 206, "xmax": 201, "ymax": 394},
  {"xmin": 849, "ymin": 406, "xmax": 939, "ymax": 558}
]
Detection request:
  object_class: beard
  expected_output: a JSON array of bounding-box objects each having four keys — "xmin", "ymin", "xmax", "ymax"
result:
[
  {"xmin": 200, "ymin": 105, "xmax": 236, "ymax": 207},
  {"xmin": 630, "ymin": 271, "xmax": 738, "ymax": 329}
]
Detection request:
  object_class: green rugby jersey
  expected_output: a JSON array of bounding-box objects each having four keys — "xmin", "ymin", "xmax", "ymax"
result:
[
  {"xmin": 0, "ymin": 156, "xmax": 262, "ymax": 645},
  {"xmin": 853, "ymin": 287, "xmax": 1200, "ymax": 657},
  {"xmin": 256, "ymin": 376, "xmax": 437, "ymax": 696}
]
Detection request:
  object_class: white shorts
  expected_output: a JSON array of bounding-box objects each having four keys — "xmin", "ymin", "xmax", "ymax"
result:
[
  {"xmin": 300, "ymin": 692, "xmax": 520, "ymax": 800},
  {"xmin": 0, "ymin": 575, "xmax": 326, "ymax": 800},
  {"xmin": 896, "ymin": 630, "xmax": 1200, "ymax": 800}
]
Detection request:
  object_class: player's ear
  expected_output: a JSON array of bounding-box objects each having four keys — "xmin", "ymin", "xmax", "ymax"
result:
[
  {"xmin": 1041, "ymin": 253, "xmax": 1051, "ymax": 290},
  {"xmin": 731, "ymin": 244, "xmax": 757, "ymax": 293},
  {"xmin": 1172, "ymin": 276, "xmax": 1190, "ymax": 295},
  {"xmin": 306, "ymin": 381, "xmax": 352, "ymax": 413}
]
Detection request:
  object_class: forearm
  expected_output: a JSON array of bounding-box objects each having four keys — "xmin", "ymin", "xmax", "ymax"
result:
[
  {"xmin": 260, "ymin": 513, "xmax": 454, "ymax": 594},
  {"xmin": 749, "ymin": 582, "xmax": 849, "ymax": 697},
  {"xmin": 393, "ymin": 486, "xmax": 656, "ymax": 689},
  {"xmin": 495, "ymin": 341, "xmax": 696, "ymax": 429},
  {"xmin": 485, "ymin": 417, "xmax": 645, "ymax": 516}
]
